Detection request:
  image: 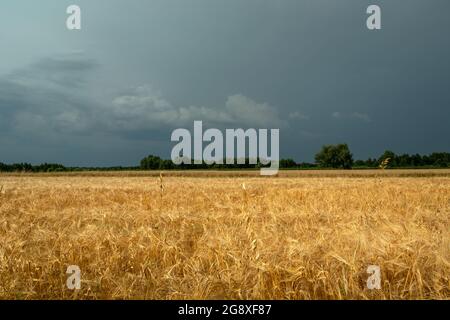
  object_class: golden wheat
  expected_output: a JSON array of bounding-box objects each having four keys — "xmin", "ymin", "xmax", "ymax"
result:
[
  {"xmin": 379, "ymin": 158, "xmax": 391, "ymax": 170},
  {"xmin": 0, "ymin": 170, "xmax": 449, "ymax": 299}
]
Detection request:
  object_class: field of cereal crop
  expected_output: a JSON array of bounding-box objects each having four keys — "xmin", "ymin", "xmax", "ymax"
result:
[{"xmin": 0, "ymin": 170, "xmax": 449, "ymax": 299}]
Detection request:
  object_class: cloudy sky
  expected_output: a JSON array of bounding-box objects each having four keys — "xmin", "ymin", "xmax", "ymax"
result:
[{"xmin": 1, "ymin": 0, "xmax": 449, "ymax": 166}]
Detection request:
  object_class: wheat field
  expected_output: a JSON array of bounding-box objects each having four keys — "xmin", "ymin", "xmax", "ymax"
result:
[{"xmin": 0, "ymin": 170, "xmax": 449, "ymax": 299}]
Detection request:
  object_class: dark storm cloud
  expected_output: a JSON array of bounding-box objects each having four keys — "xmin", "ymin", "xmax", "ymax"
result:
[
  {"xmin": 0, "ymin": 53, "xmax": 97, "ymax": 138},
  {"xmin": 0, "ymin": 53, "xmax": 287, "ymax": 164},
  {"xmin": 0, "ymin": 0, "xmax": 449, "ymax": 165}
]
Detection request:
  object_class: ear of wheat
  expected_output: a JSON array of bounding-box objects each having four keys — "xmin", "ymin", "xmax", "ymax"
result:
[
  {"xmin": 159, "ymin": 172, "xmax": 164, "ymax": 194},
  {"xmin": 379, "ymin": 157, "xmax": 391, "ymax": 170}
]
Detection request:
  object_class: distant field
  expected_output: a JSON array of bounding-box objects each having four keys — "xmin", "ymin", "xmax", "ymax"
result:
[
  {"xmin": 2, "ymin": 168, "xmax": 450, "ymax": 178},
  {"xmin": 0, "ymin": 171, "xmax": 448, "ymax": 299}
]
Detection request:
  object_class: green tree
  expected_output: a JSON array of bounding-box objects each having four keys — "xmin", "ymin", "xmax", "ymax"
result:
[
  {"xmin": 315, "ymin": 144, "xmax": 354, "ymax": 169},
  {"xmin": 140, "ymin": 155, "xmax": 163, "ymax": 170},
  {"xmin": 280, "ymin": 158, "xmax": 297, "ymax": 168}
]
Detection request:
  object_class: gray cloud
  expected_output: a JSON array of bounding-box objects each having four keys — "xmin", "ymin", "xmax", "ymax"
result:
[
  {"xmin": 289, "ymin": 111, "xmax": 310, "ymax": 120},
  {"xmin": 108, "ymin": 87, "xmax": 285, "ymax": 130},
  {"xmin": 1, "ymin": 0, "xmax": 449, "ymax": 165},
  {"xmin": 1, "ymin": 54, "xmax": 287, "ymax": 148},
  {"xmin": 350, "ymin": 112, "xmax": 371, "ymax": 122},
  {"xmin": 0, "ymin": 53, "xmax": 97, "ymax": 139},
  {"xmin": 9, "ymin": 54, "xmax": 97, "ymax": 89}
]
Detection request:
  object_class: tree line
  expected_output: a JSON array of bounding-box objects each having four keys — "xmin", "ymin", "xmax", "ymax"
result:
[
  {"xmin": 1, "ymin": 145, "xmax": 449, "ymax": 172},
  {"xmin": 313, "ymin": 144, "xmax": 450, "ymax": 169},
  {"xmin": 140, "ymin": 145, "xmax": 450, "ymax": 170},
  {"xmin": 0, "ymin": 163, "xmax": 139, "ymax": 173}
]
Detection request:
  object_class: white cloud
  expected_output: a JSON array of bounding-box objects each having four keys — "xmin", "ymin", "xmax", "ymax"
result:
[
  {"xmin": 109, "ymin": 86, "xmax": 179, "ymax": 130},
  {"xmin": 351, "ymin": 112, "xmax": 371, "ymax": 122},
  {"xmin": 332, "ymin": 111, "xmax": 341, "ymax": 118},
  {"xmin": 224, "ymin": 94, "xmax": 286, "ymax": 128},
  {"xmin": 107, "ymin": 86, "xmax": 285, "ymax": 130}
]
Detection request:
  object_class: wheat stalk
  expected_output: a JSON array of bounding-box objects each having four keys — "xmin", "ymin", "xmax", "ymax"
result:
[
  {"xmin": 379, "ymin": 157, "xmax": 391, "ymax": 170},
  {"xmin": 159, "ymin": 172, "xmax": 164, "ymax": 195}
]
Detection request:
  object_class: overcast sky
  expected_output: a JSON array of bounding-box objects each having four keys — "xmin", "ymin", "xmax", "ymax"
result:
[{"xmin": 1, "ymin": 0, "xmax": 449, "ymax": 166}]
